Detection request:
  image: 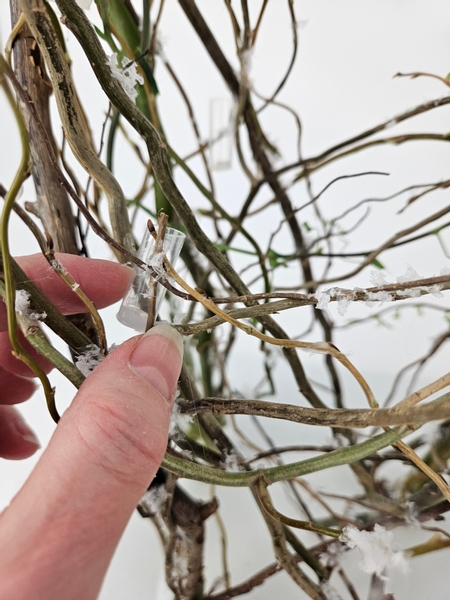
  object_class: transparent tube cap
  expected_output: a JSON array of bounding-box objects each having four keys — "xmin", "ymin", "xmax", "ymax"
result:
[{"xmin": 117, "ymin": 227, "xmax": 186, "ymax": 332}]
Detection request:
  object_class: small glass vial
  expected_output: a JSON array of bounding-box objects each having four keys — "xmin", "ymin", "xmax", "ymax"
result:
[{"xmin": 117, "ymin": 227, "xmax": 186, "ymax": 332}]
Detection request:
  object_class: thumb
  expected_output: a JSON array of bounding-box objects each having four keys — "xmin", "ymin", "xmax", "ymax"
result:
[{"xmin": 0, "ymin": 324, "xmax": 183, "ymax": 600}]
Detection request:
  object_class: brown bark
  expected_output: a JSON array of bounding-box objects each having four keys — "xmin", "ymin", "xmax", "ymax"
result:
[
  {"xmin": 10, "ymin": 0, "xmax": 98, "ymax": 348},
  {"xmin": 10, "ymin": 0, "xmax": 78, "ymax": 252}
]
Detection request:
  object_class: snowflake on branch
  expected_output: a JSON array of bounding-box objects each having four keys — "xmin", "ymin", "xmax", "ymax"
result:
[
  {"xmin": 108, "ymin": 53, "xmax": 144, "ymax": 103},
  {"xmin": 15, "ymin": 290, "xmax": 47, "ymax": 321},
  {"xmin": 75, "ymin": 345, "xmax": 104, "ymax": 377},
  {"xmin": 340, "ymin": 524, "xmax": 408, "ymax": 578}
]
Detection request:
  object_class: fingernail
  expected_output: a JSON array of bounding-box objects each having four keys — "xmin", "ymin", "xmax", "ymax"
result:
[
  {"xmin": 130, "ymin": 324, "xmax": 183, "ymax": 401},
  {"xmin": 15, "ymin": 418, "xmax": 41, "ymax": 448}
]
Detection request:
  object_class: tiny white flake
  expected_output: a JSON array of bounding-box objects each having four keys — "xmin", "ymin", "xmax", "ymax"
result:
[
  {"xmin": 223, "ymin": 452, "xmax": 242, "ymax": 472},
  {"xmin": 337, "ymin": 295, "xmax": 351, "ymax": 316},
  {"xmin": 169, "ymin": 399, "xmax": 189, "ymax": 438},
  {"xmin": 141, "ymin": 486, "xmax": 169, "ymax": 514},
  {"xmin": 172, "ymin": 312, "xmax": 188, "ymax": 325},
  {"xmin": 425, "ymin": 284, "xmax": 443, "ymax": 297},
  {"xmin": 397, "ymin": 283, "xmax": 442, "ymax": 299},
  {"xmin": 316, "ymin": 292, "xmax": 331, "ymax": 310},
  {"xmin": 28, "ymin": 310, "xmax": 47, "ymax": 321},
  {"xmin": 397, "ymin": 264, "xmax": 421, "ymax": 283},
  {"xmin": 169, "ymin": 402, "xmax": 181, "ymax": 436},
  {"xmin": 320, "ymin": 540, "xmax": 344, "ymax": 568},
  {"xmin": 365, "ymin": 291, "xmax": 393, "ymax": 307},
  {"xmin": 340, "ymin": 524, "xmax": 408, "ymax": 578},
  {"xmin": 108, "ymin": 53, "xmax": 144, "ymax": 103},
  {"xmin": 149, "ymin": 252, "xmax": 166, "ymax": 281},
  {"xmin": 315, "ymin": 287, "xmax": 336, "ymax": 310},
  {"xmin": 15, "ymin": 289, "xmax": 30, "ymax": 315},
  {"xmin": 369, "ymin": 270, "xmax": 389, "ymax": 286},
  {"xmin": 50, "ymin": 259, "xmax": 68, "ymax": 275},
  {"xmin": 71, "ymin": 283, "xmax": 80, "ymax": 291},
  {"xmin": 75, "ymin": 345, "xmax": 104, "ymax": 377},
  {"xmin": 396, "ymin": 288, "xmax": 421, "ymax": 298},
  {"xmin": 15, "ymin": 290, "xmax": 46, "ymax": 321}
]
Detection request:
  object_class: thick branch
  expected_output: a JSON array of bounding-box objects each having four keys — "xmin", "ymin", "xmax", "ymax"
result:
[{"xmin": 180, "ymin": 392, "xmax": 450, "ymax": 429}]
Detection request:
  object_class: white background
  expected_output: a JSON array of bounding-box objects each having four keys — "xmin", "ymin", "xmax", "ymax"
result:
[{"xmin": 1, "ymin": 1, "xmax": 450, "ymax": 598}]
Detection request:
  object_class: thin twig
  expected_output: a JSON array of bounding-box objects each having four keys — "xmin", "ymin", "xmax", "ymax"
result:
[{"xmin": 145, "ymin": 213, "xmax": 168, "ymax": 330}]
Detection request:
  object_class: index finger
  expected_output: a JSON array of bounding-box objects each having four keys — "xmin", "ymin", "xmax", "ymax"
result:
[{"xmin": 0, "ymin": 253, "xmax": 134, "ymax": 332}]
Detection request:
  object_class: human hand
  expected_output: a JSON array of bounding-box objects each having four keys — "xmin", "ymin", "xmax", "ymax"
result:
[{"xmin": 0, "ymin": 254, "xmax": 183, "ymax": 600}]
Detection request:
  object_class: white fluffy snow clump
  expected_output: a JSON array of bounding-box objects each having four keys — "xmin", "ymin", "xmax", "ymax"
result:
[{"xmin": 340, "ymin": 524, "xmax": 408, "ymax": 578}]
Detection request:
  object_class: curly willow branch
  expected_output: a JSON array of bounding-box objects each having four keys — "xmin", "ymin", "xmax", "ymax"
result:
[
  {"xmin": 19, "ymin": 0, "xmax": 134, "ymax": 257},
  {"xmin": 165, "ymin": 260, "xmax": 377, "ymax": 407}
]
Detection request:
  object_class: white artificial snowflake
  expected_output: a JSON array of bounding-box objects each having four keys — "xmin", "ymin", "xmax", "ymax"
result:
[
  {"xmin": 141, "ymin": 486, "xmax": 169, "ymax": 515},
  {"xmin": 340, "ymin": 524, "xmax": 408, "ymax": 578},
  {"xmin": 369, "ymin": 270, "xmax": 389, "ymax": 286},
  {"xmin": 15, "ymin": 289, "xmax": 31, "ymax": 316},
  {"xmin": 75, "ymin": 345, "xmax": 104, "ymax": 377},
  {"xmin": 15, "ymin": 290, "xmax": 47, "ymax": 321},
  {"xmin": 336, "ymin": 294, "xmax": 351, "ymax": 316},
  {"xmin": 315, "ymin": 288, "xmax": 337, "ymax": 310},
  {"xmin": 316, "ymin": 291, "xmax": 331, "ymax": 310},
  {"xmin": 365, "ymin": 290, "xmax": 393, "ymax": 307},
  {"xmin": 222, "ymin": 452, "xmax": 242, "ymax": 472},
  {"xmin": 425, "ymin": 284, "xmax": 443, "ymax": 297},
  {"xmin": 169, "ymin": 400, "xmax": 181, "ymax": 436},
  {"xmin": 50, "ymin": 259, "xmax": 68, "ymax": 275},
  {"xmin": 397, "ymin": 264, "xmax": 421, "ymax": 283},
  {"xmin": 108, "ymin": 53, "xmax": 144, "ymax": 103},
  {"xmin": 148, "ymin": 252, "xmax": 166, "ymax": 281}
]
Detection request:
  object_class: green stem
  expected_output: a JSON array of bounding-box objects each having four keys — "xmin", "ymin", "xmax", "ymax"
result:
[
  {"xmin": 106, "ymin": 107, "xmax": 120, "ymax": 172},
  {"xmin": 283, "ymin": 527, "xmax": 330, "ymax": 580},
  {"xmin": 161, "ymin": 426, "xmax": 410, "ymax": 486},
  {"xmin": 17, "ymin": 316, "xmax": 85, "ymax": 388},
  {"xmin": 141, "ymin": 0, "xmax": 151, "ymax": 53},
  {"xmin": 0, "ymin": 55, "xmax": 59, "ymax": 422},
  {"xmin": 255, "ymin": 477, "xmax": 341, "ymax": 538}
]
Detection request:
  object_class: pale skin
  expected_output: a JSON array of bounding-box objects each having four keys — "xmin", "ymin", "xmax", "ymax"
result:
[{"xmin": 0, "ymin": 254, "xmax": 184, "ymax": 600}]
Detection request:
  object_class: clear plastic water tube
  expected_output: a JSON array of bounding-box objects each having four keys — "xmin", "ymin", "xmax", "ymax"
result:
[{"xmin": 117, "ymin": 227, "xmax": 186, "ymax": 332}]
